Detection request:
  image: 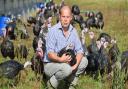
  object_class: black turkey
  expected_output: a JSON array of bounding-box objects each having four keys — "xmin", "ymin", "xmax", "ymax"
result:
[
  {"xmin": 87, "ymin": 36, "xmax": 110, "ymax": 75},
  {"xmin": 44, "ymin": 8, "xmax": 53, "ymax": 20},
  {"xmin": 15, "ymin": 44, "xmax": 29, "ymax": 60},
  {"xmin": 95, "ymin": 11, "xmax": 103, "ymax": 21},
  {"xmin": 85, "ymin": 11, "xmax": 95, "ymax": 18},
  {"xmin": 95, "ymin": 19, "xmax": 104, "ymax": 30},
  {"xmin": 71, "ymin": 5, "xmax": 80, "ymax": 15},
  {"xmin": 27, "ymin": 16, "xmax": 36, "ymax": 25},
  {"xmin": 87, "ymin": 45, "xmax": 109, "ymax": 75},
  {"xmin": 32, "ymin": 36, "xmax": 46, "ymax": 52},
  {"xmin": 31, "ymin": 54, "xmax": 44, "ymax": 75},
  {"xmin": 121, "ymin": 51, "xmax": 128, "ymax": 69},
  {"xmin": 121, "ymin": 50, "xmax": 128, "ymax": 79},
  {"xmin": 5, "ymin": 22, "xmax": 16, "ymax": 40},
  {"xmin": 33, "ymin": 21, "xmax": 42, "ymax": 37},
  {"xmin": 97, "ymin": 33, "xmax": 111, "ymax": 43},
  {"xmin": 95, "ymin": 11, "xmax": 104, "ymax": 30},
  {"xmin": 57, "ymin": 45, "xmax": 76, "ymax": 66},
  {"xmin": 108, "ymin": 40, "xmax": 120, "ymax": 66},
  {"xmin": 0, "ymin": 38, "xmax": 15, "ymax": 59},
  {"xmin": 85, "ymin": 16, "xmax": 96, "ymax": 30},
  {"xmin": 0, "ymin": 60, "xmax": 31, "ymax": 79}
]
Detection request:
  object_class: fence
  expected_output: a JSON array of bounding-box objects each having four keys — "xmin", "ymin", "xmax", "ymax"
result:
[{"xmin": 0, "ymin": 0, "xmax": 45, "ymax": 16}]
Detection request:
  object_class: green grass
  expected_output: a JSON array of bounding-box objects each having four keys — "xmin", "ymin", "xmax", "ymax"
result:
[{"xmin": 0, "ymin": 0, "xmax": 128, "ymax": 89}]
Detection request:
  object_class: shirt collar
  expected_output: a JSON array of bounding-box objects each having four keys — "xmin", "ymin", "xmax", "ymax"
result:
[{"xmin": 58, "ymin": 22, "xmax": 73, "ymax": 32}]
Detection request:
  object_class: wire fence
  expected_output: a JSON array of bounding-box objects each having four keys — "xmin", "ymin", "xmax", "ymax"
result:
[{"xmin": 0, "ymin": 0, "xmax": 45, "ymax": 16}]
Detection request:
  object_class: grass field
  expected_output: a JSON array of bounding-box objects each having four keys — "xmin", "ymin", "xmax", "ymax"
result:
[{"xmin": 0, "ymin": 0, "xmax": 128, "ymax": 89}]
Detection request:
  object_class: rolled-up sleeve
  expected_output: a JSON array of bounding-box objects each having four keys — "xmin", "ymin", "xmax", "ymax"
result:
[
  {"xmin": 74, "ymin": 30, "xmax": 84, "ymax": 54},
  {"xmin": 46, "ymin": 29, "xmax": 56, "ymax": 53}
]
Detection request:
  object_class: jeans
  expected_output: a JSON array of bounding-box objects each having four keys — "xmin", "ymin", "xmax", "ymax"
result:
[{"xmin": 44, "ymin": 56, "xmax": 88, "ymax": 89}]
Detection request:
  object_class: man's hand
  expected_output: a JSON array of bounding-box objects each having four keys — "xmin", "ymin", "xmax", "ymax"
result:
[
  {"xmin": 71, "ymin": 53, "xmax": 83, "ymax": 72},
  {"xmin": 71, "ymin": 64, "xmax": 78, "ymax": 72},
  {"xmin": 60, "ymin": 54, "xmax": 71, "ymax": 63}
]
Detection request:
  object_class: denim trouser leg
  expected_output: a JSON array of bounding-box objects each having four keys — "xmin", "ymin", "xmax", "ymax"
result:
[
  {"xmin": 44, "ymin": 56, "xmax": 88, "ymax": 88},
  {"xmin": 44, "ymin": 63, "xmax": 72, "ymax": 88},
  {"xmin": 67, "ymin": 56, "xmax": 88, "ymax": 86},
  {"xmin": 75, "ymin": 56, "xmax": 88, "ymax": 76}
]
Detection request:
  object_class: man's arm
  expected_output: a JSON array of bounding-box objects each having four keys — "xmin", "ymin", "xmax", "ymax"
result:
[
  {"xmin": 72, "ymin": 29, "xmax": 84, "ymax": 70},
  {"xmin": 48, "ymin": 52, "xmax": 72, "ymax": 63},
  {"xmin": 72, "ymin": 53, "xmax": 83, "ymax": 71}
]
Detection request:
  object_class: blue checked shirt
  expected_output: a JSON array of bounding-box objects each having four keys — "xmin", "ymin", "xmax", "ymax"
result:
[{"xmin": 43, "ymin": 22, "xmax": 84, "ymax": 62}]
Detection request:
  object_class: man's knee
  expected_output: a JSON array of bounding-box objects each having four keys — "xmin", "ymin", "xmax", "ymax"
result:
[
  {"xmin": 60, "ymin": 63, "xmax": 72, "ymax": 77},
  {"xmin": 83, "ymin": 56, "xmax": 88, "ymax": 68},
  {"xmin": 78, "ymin": 56, "xmax": 88, "ymax": 70},
  {"xmin": 44, "ymin": 63, "xmax": 72, "ymax": 79},
  {"xmin": 54, "ymin": 63, "xmax": 72, "ymax": 80}
]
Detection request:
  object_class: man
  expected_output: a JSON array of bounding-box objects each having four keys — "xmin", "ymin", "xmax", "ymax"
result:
[
  {"xmin": 0, "ymin": 15, "xmax": 11, "ymax": 38},
  {"xmin": 43, "ymin": 5, "xmax": 88, "ymax": 89},
  {"xmin": 36, "ymin": 2, "xmax": 45, "ymax": 24}
]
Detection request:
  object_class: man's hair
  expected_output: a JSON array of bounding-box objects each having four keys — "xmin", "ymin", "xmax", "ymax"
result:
[{"xmin": 59, "ymin": 5, "xmax": 72, "ymax": 15}]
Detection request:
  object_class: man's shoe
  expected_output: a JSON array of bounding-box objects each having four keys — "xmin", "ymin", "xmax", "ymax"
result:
[
  {"xmin": 71, "ymin": 76, "xmax": 79, "ymax": 86},
  {"xmin": 68, "ymin": 76, "xmax": 79, "ymax": 89},
  {"xmin": 50, "ymin": 75, "xmax": 58, "ymax": 89}
]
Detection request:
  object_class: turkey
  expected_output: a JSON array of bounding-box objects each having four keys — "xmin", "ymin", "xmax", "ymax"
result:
[
  {"xmin": 97, "ymin": 33, "xmax": 111, "ymax": 43},
  {"xmin": 27, "ymin": 16, "xmax": 36, "ymax": 25},
  {"xmin": 86, "ymin": 32, "xmax": 110, "ymax": 75},
  {"xmin": 32, "ymin": 36, "xmax": 46, "ymax": 52},
  {"xmin": 121, "ymin": 50, "xmax": 128, "ymax": 80},
  {"xmin": 95, "ymin": 11, "xmax": 104, "ymax": 30},
  {"xmin": 0, "ymin": 38, "xmax": 15, "ymax": 59},
  {"xmin": 15, "ymin": 44, "xmax": 29, "ymax": 61},
  {"xmin": 108, "ymin": 39, "xmax": 120, "ymax": 66},
  {"xmin": 31, "ymin": 53, "xmax": 44, "ymax": 75},
  {"xmin": 71, "ymin": 5, "xmax": 80, "ymax": 15},
  {"xmin": 0, "ymin": 60, "xmax": 31, "ymax": 79},
  {"xmin": 57, "ymin": 45, "xmax": 76, "ymax": 66},
  {"xmin": 5, "ymin": 22, "xmax": 16, "ymax": 40}
]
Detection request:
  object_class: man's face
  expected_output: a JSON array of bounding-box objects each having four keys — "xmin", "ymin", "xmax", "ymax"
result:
[{"xmin": 60, "ymin": 9, "xmax": 72, "ymax": 28}]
